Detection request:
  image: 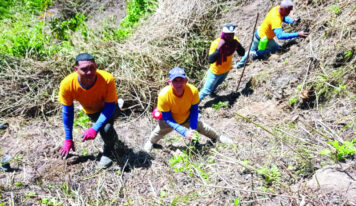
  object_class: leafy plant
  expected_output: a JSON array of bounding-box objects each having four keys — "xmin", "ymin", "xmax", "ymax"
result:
[
  {"xmin": 212, "ymin": 101, "xmax": 228, "ymax": 110},
  {"xmin": 74, "ymin": 110, "xmax": 91, "ymax": 128},
  {"xmin": 0, "ymin": 0, "xmax": 14, "ymax": 19},
  {"xmin": 50, "ymin": 13, "xmax": 87, "ymax": 40},
  {"xmin": 321, "ymin": 139, "xmax": 356, "ymax": 162},
  {"xmin": 114, "ymin": 0, "xmax": 157, "ymax": 41},
  {"xmin": 25, "ymin": 191, "xmax": 36, "ymax": 198},
  {"xmin": 344, "ymin": 49, "xmax": 353, "ymax": 59},
  {"xmin": 169, "ymin": 134, "xmax": 210, "ymax": 181},
  {"xmin": 234, "ymin": 197, "xmax": 239, "ymax": 206},
  {"xmin": 257, "ymin": 165, "xmax": 281, "ymax": 185},
  {"xmin": 15, "ymin": 182, "xmax": 23, "ymax": 187},
  {"xmin": 288, "ymin": 97, "xmax": 297, "ymax": 106},
  {"xmin": 81, "ymin": 149, "xmax": 88, "ymax": 156},
  {"xmin": 329, "ymin": 5, "xmax": 341, "ymax": 15}
]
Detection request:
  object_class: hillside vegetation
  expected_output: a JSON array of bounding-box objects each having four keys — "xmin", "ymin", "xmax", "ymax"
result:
[{"xmin": 0, "ymin": 0, "xmax": 355, "ymax": 205}]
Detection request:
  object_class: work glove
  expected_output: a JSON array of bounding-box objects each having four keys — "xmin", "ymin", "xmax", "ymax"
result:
[
  {"xmin": 82, "ymin": 128, "xmax": 98, "ymax": 142},
  {"xmin": 61, "ymin": 139, "xmax": 75, "ymax": 158}
]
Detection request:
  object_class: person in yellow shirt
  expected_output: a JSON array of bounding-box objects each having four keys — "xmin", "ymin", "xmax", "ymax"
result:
[
  {"xmin": 143, "ymin": 67, "xmax": 232, "ymax": 152},
  {"xmin": 59, "ymin": 53, "xmax": 121, "ymax": 168},
  {"xmin": 236, "ymin": 0, "xmax": 308, "ymax": 68},
  {"xmin": 199, "ymin": 24, "xmax": 245, "ymax": 101}
]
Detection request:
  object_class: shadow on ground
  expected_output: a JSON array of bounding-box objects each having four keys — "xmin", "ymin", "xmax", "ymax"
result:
[
  {"xmin": 110, "ymin": 141, "xmax": 154, "ymax": 172},
  {"xmin": 201, "ymin": 78, "xmax": 254, "ymax": 108}
]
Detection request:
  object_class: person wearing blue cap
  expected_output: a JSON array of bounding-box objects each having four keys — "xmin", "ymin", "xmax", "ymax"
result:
[
  {"xmin": 143, "ymin": 67, "xmax": 233, "ymax": 152},
  {"xmin": 199, "ymin": 24, "xmax": 245, "ymax": 102},
  {"xmin": 236, "ymin": 0, "xmax": 308, "ymax": 68},
  {"xmin": 58, "ymin": 53, "xmax": 121, "ymax": 168}
]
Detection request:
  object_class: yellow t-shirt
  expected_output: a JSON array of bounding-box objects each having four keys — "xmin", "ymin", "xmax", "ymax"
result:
[
  {"xmin": 258, "ymin": 6, "xmax": 283, "ymax": 40},
  {"xmin": 59, "ymin": 69, "xmax": 118, "ymax": 114},
  {"xmin": 157, "ymin": 83, "xmax": 200, "ymax": 124},
  {"xmin": 209, "ymin": 36, "xmax": 240, "ymax": 75}
]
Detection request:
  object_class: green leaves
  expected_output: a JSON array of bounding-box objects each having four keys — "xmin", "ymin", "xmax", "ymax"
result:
[
  {"xmin": 212, "ymin": 101, "xmax": 228, "ymax": 110},
  {"xmin": 321, "ymin": 139, "xmax": 356, "ymax": 162},
  {"xmin": 114, "ymin": 0, "xmax": 157, "ymax": 42},
  {"xmin": 73, "ymin": 110, "xmax": 91, "ymax": 128}
]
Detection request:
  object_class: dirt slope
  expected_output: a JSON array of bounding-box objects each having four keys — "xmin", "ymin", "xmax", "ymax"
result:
[{"xmin": 0, "ymin": 0, "xmax": 355, "ymax": 205}]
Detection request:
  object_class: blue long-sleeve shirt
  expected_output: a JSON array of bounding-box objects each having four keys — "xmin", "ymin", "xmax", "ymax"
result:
[
  {"xmin": 161, "ymin": 103, "xmax": 199, "ymax": 137},
  {"xmin": 62, "ymin": 102, "xmax": 116, "ymax": 139}
]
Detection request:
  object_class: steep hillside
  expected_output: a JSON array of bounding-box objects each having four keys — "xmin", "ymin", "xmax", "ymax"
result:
[{"xmin": 0, "ymin": 0, "xmax": 355, "ymax": 205}]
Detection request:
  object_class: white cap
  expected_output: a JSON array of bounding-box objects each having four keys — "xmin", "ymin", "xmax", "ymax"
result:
[
  {"xmin": 280, "ymin": 0, "xmax": 293, "ymax": 8},
  {"xmin": 222, "ymin": 24, "xmax": 236, "ymax": 33}
]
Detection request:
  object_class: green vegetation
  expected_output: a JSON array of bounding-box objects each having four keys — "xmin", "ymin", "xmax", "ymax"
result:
[
  {"xmin": 114, "ymin": 0, "xmax": 157, "ymax": 41},
  {"xmin": 169, "ymin": 134, "xmax": 210, "ymax": 182},
  {"xmin": 321, "ymin": 139, "xmax": 356, "ymax": 162},
  {"xmin": 0, "ymin": 0, "xmax": 157, "ymax": 59},
  {"xmin": 25, "ymin": 191, "xmax": 36, "ymax": 198},
  {"xmin": 288, "ymin": 97, "xmax": 297, "ymax": 106},
  {"xmin": 329, "ymin": 5, "xmax": 341, "ymax": 15},
  {"xmin": 257, "ymin": 165, "xmax": 281, "ymax": 186},
  {"xmin": 212, "ymin": 101, "xmax": 228, "ymax": 110},
  {"xmin": 15, "ymin": 182, "xmax": 23, "ymax": 187},
  {"xmin": 73, "ymin": 110, "xmax": 91, "ymax": 128},
  {"xmin": 234, "ymin": 197, "xmax": 239, "ymax": 206},
  {"xmin": 311, "ymin": 67, "xmax": 352, "ymax": 102}
]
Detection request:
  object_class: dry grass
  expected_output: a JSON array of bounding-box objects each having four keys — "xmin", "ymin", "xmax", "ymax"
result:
[{"xmin": 0, "ymin": 0, "xmax": 355, "ymax": 205}]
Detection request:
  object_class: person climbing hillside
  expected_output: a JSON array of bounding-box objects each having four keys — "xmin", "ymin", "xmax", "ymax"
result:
[
  {"xmin": 143, "ymin": 67, "xmax": 233, "ymax": 152},
  {"xmin": 58, "ymin": 53, "xmax": 121, "ymax": 169},
  {"xmin": 199, "ymin": 24, "xmax": 245, "ymax": 102},
  {"xmin": 236, "ymin": 0, "xmax": 309, "ymax": 68}
]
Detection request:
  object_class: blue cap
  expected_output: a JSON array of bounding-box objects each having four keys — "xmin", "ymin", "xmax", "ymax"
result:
[
  {"xmin": 169, "ymin": 67, "xmax": 186, "ymax": 81},
  {"xmin": 75, "ymin": 53, "xmax": 95, "ymax": 65}
]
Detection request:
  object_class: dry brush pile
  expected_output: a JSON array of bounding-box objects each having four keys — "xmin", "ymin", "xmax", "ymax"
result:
[
  {"xmin": 0, "ymin": 0, "xmax": 355, "ymax": 205},
  {"xmin": 0, "ymin": 0, "xmax": 232, "ymax": 118}
]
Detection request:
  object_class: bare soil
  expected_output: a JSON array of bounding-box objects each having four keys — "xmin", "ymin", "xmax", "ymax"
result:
[{"xmin": 0, "ymin": 0, "xmax": 355, "ymax": 205}]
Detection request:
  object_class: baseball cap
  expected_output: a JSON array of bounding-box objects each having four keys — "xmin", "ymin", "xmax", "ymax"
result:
[
  {"xmin": 169, "ymin": 67, "xmax": 186, "ymax": 81},
  {"xmin": 222, "ymin": 24, "xmax": 236, "ymax": 33},
  {"xmin": 75, "ymin": 53, "xmax": 95, "ymax": 65}
]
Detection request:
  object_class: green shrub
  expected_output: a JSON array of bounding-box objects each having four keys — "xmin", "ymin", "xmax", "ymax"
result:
[
  {"xmin": 0, "ymin": 0, "xmax": 14, "ymax": 19},
  {"xmin": 321, "ymin": 139, "xmax": 356, "ymax": 162},
  {"xmin": 50, "ymin": 13, "xmax": 87, "ymax": 40},
  {"xmin": 114, "ymin": 0, "xmax": 157, "ymax": 41}
]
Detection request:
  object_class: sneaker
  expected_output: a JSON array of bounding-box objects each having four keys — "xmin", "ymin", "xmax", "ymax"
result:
[
  {"xmin": 143, "ymin": 140, "xmax": 153, "ymax": 153},
  {"xmin": 218, "ymin": 135, "xmax": 233, "ymax": 144},
  {"xmin": 98, "ymin": 155, "xmax": 113, "ymax": 169}
]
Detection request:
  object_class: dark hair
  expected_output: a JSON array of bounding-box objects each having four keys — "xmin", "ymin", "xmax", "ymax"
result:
[{"xmin": 75, "ymin": 53, "xmax": 95, "ymax": 65}]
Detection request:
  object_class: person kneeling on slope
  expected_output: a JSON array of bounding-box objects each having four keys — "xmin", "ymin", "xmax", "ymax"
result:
[
  {"xmin": 59, "ymin": 53, "xmax": 122, "ymax": 169},
  {"xmin": 236, "ymin": 0, "xmax": 308, "ymax": 68},
  {"xmin": 143, "ymin": 67, "xmax": 233, "ymax": 152}
]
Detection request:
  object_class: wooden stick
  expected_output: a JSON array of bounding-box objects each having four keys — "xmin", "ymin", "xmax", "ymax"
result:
[{"xmin": 236, "ymin": 13, "xmax": 259, "ymax": 92}]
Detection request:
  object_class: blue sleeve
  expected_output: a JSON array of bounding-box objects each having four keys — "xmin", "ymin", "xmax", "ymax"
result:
[
  {"xmin": 92, "ymin": 102, "xmax": 116, "ymax": 131},
  {"xmin": 274, "ymin": 28, "xmax": 299, "ymax": 40},
  {"xmin": 162, "ymin": 111, "xmax": 187, "ymax": 137},
  {"xmin": 189, "ymin": 104, "xmax": 199, "ymax": 130},
  {"xmin": 283, "ymin": 16, "xmax": 294, "ymax": 24},
  {"xmin": 62, "ymin": 105, "xmax": 74, "ymax": 140}
]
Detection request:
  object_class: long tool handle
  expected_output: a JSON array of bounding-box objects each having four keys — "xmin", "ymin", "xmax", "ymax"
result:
[{"xmin": 236, "ymin": 13, "xmax": 259, "ymax": 92}]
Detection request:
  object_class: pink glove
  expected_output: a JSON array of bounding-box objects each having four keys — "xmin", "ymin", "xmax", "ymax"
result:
[
  {"xmin": 152, "ymin": 107, "xmax": 162, "ymax": 119},
  {"xmin": 61, "ymin": 139, "xmax": 75, "ymax": 158},
  {"xmin": 82, "ymin": 128, "xmax": 97, "ymax": 142}
]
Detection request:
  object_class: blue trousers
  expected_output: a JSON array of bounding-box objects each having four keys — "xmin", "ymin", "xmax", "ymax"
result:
[
  {"xmin": 199, "ymin": 70, "xmax": 229, "ymax": 102},
  {"xmin": 236, "ymin": 35, "xmax": 281, "ymax": 68}
]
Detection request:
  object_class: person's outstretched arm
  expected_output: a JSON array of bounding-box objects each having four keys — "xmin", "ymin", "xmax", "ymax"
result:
[{"xmin": 161, "ymin": 111, "xmax": 187, "ymax": 137}]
